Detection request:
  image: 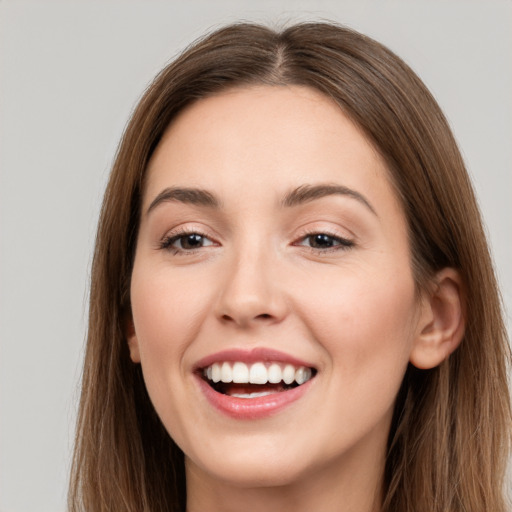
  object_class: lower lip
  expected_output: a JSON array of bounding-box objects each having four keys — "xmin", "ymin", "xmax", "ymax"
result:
[{"xmin": 195, "ymin": 375, "xmax": 314, "ymax": 420}]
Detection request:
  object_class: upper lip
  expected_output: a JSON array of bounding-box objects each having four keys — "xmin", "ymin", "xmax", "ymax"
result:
[{"xmin": 193, "ymin": 347, "xmax": 316, "ymax": 371}]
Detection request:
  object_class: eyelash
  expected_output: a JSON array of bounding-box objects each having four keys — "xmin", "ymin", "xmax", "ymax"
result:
[
  {"xmin": 159, "ymin": 229, "xmax": 354, "ymax": 256},
  {"xmin": 294, "ymin": 231, "xmax": 354, "ymax": 253},
  {"xmin": 159, "ymin": 228, "xmax": 216, "ymax": 255}
]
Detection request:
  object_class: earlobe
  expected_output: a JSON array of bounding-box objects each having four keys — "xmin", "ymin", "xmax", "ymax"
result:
[
  {"xmin": 125, "ymin": 316, "xmax": 141, "ymax": 363},
  {"xmin": 409, "ymin": 268, "xmax": 465, "ymax": 370}
]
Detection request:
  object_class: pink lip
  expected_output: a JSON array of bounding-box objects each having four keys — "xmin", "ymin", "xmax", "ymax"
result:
[
  {"xmin": 195, "ymin": 374, "xmax": 314, "ymax": 420},
  {"xmin": 193, "ymin": 347, "xmax": 316, "ymax": 420},
  {"xmin": 193, "ymin": 347, "xmax": 314, "ymax": 370}
]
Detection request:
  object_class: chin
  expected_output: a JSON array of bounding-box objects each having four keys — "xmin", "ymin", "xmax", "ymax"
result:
[
  {"xmin": 186, "ymin": 447, "xmax": 313, "ymax": 489},
  {"xmin": 212, "ymin": 466, "xmax": 306, "ymax": 489}
]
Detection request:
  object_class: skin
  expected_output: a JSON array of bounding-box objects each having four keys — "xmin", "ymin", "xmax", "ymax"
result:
[{"xmin": 127, "ymin": 85, "xmax": 464, "ymax": 512}]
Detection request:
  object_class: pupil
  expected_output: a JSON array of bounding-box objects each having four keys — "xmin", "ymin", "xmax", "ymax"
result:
[
  {"xmin": 183, "ymin": 234, "xmax": 202, "ymax": 248},
  {"xmin": 311, "ymin": 234, "xmax": 333, "ymax": 248}
]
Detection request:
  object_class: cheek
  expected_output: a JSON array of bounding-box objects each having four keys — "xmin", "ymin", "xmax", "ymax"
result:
[
  {"xmin": 296, "ymin": 264, "xmax": 417, "ymax": 410},
  {"xmin": 129, "ymin": 265, "xmax": 217, "ymax": 437},
  {"xmin": 131, "ymin": 266, "xmax": 211, "ymax": 360},
  {"xmin": 300, "ymin": 262, "xmax": 416, "ymax": 336},
  {"xmin": 128, "ymin": 267, "xmax": 209, "ymax": 425}
]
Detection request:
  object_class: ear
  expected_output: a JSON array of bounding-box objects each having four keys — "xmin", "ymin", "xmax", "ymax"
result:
[
  {"xmin": 409, "ymin": 268, "xmax": 465, "ymax": 370},
  {"xmin": 125, "ymin": 316, "xmax": 141, "ymax": 363}
]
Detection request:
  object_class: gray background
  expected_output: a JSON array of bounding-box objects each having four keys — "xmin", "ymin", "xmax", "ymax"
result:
[{"xmin": 1, "ymin": 1, "xmax": 510, "ymax": 511}]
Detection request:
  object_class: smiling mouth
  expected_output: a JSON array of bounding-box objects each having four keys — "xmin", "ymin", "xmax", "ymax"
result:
[{"xmin": 200, "ymin": 361, "xmax": 316, "ymax": 398}]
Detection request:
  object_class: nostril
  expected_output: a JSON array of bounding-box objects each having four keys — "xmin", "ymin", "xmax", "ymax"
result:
[
  {"xmin": 221, "ymin": 313, "xmax": 272, "ymax": 322},
  {"xmin": 220, "ymin": 312, "xmax": 275, "ymax": 326}
]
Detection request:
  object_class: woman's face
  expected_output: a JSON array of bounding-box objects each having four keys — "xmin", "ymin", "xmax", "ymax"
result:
[{"xmin": 128, "ymin": 85, "xmax": 425, "ymax": 488}]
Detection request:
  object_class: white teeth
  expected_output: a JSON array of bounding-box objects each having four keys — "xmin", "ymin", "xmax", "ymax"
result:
[
  {"xmin": 282, "ymin": 364, "xmax": 295, "ymax": 385},
  {"xmin": 249, "ymin": 362, "xmax": 268, "ymax": 384},
  {"xmin": 212, "ymin": 363, "xmax": 221, "ymax": 383},
  {"xmin": 203, "ymin": 361, "xmax": 314, "ymax": 386},
  {"xmin": 221, "ymin": 362, "xmax": 232, "ymax": 383},
  {"xmin": 232, "ymin": 362, "xmax": 249, "ymax": 383},
  {"xmin": 295, "ymin": 366, "xmax": 312, "ymax": 385},
  {"xmin": 267, "ymin": 363, "xmax": 282, "ymax": 383},
  {"xmin": 231, "ymin": 391, "xmax": 276, "ymax": 399}
]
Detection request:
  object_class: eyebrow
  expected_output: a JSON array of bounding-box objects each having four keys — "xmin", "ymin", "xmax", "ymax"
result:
[
  {"xmin": 146, "ymin": 186, "xmax": 220, "ymax": 215},
  {"xmin": 282, "ymin": 184, "xmax": 377, "ymax": 215},
  {"xmin": 146, "ymin": 183, "xmax": 377, "ymax": 216}
]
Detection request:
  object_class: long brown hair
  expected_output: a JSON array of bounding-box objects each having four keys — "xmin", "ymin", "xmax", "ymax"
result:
[{"xmin": 69, "ymin": 22, "xmax": 511, "ymax": 512}]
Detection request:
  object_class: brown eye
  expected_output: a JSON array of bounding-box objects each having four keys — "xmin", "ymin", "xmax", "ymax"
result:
[
  {"xmin": 297, "ymin": 233, "xmax": 354, "ymax": 250},
  {"xmin": 177, "ymin": 234, "xmax": 207, "ymax": 250},
  {"xmin": 161, "ymin": 232, "xmax": 215, "ymax": 252},
  {"xmin": 308, "ymin": 234, "xmax": 336, "ymax": 248}
]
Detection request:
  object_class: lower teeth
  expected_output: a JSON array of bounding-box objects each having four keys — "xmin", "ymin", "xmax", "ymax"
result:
[
  {"xmin": 210, "ymin": 381, "xmax": 297, "ymax": 396},
  {"xmin": 229, "ymin": 391, "xmax": 277, "ymax": 399}
]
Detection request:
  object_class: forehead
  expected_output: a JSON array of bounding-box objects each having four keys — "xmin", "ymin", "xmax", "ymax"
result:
[{"xmin": 144, "ymin": 85, "xmax": 400, "ymax": 217}]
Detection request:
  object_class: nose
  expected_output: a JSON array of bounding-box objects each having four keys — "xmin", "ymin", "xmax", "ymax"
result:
[{"xmin": 214, "ymin": 250, "xmax": 288, "ymax": 328}]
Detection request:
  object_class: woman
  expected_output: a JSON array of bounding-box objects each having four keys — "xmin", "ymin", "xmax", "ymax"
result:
[{"xmin": 68, "ymin": 22, "xmax": 511, "ymax": 512}]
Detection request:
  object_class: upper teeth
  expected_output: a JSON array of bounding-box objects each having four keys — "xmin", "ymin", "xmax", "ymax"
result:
[{"xmin": 203, "ymin": 362, "xmax": 313, "ymax": 386}]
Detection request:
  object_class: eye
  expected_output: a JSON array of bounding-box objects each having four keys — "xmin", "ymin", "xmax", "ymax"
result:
[
  {"xmin": 296, "ymin": 233, "xmax": 354, "ymax": 250},
  {"xmin": 161, "ymin": 232, "xmax": 216, "ymax": 252}
]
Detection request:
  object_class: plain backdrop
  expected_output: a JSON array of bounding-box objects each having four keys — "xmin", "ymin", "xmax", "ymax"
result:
[{"xmin": 1, "ymin": 1, "xmax": 511, "ymax": 511}]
